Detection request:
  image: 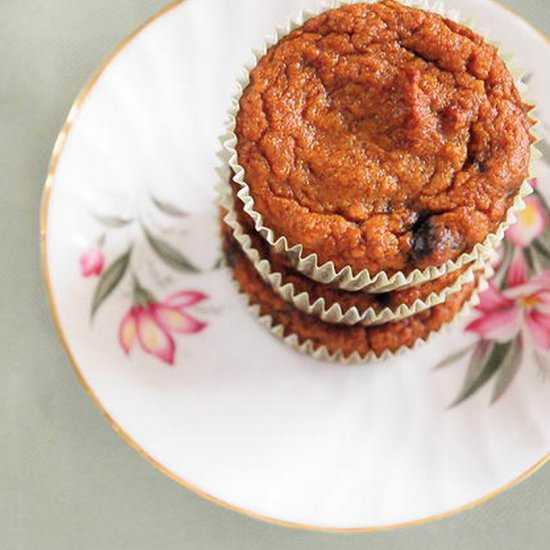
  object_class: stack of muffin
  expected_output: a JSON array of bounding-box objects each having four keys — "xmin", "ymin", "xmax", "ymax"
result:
[{"xmin": 219, "ymin": 0, "xmax": 536, "ymax": 362}]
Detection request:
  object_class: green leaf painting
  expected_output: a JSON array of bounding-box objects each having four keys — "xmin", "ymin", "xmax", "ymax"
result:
[
  {"xmin": 151, "ymin": 195, "xmax": 189, "ymax": 218},
  {"xmin": 91, "ymin": 248, "xmax": 132, "ymax": 317},
  {"xmin": 143, "ymin": 226, "xmax": 199, "ymax": 273},
  {"xmin": 451, "ymin": 342, "xmax": 511, "ymax": 407},
  {"xmin": 491, "ymin": 338, "xmax": 523, "ymax": 404},
  {"xmin": 433, "ymin": 347, "xmax": 471, "ymax": 370},
  {"xmin": 94, "ymin": 214, "xmax": 133, "ymax": 228}
]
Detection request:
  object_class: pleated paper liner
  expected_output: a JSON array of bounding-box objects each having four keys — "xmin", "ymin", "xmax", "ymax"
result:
[
  {"xmin": 222, "ymin": 0, "xmax": 541, "ymax": 293},
  {"xmin": 219, "ymin": 181, "xmax": 490, "ymax": 326},
  {"xmin": 226, "ymin": 234, "xmax": 491, "ymax": 364}
]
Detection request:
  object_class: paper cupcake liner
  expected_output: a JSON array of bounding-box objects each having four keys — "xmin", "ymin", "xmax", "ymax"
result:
[
  {"xmin": 219, "ymin": 181, "xmax": 492, "ymax": 326},
  {"xmin": 222, "ymin": 0, "xmax": 540, "ymax": 293},
  {"xmin": 233, "ymin": 264, "xmax": 491, "ymax": 365}
]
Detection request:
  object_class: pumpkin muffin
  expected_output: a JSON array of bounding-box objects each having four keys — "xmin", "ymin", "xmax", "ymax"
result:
[
  {"xmin": 222, "ymin": 197, "xmax": 477, "ymax": 324},
  {"xmin": 224, "ymin": 232, "xmax": 479, "ymax": 358},
  {"xmin": 234, "ymin": 0, "xmax": 533, "ymax": 277}
]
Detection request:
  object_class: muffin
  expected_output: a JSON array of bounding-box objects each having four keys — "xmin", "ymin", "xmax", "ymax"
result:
[
  {"xmin": 224, "ymin": 231, "xmax": 481, "ymax": 360},
  {"xmin": 228, "ymin": 0, "xmax": 534, "ymax": 290},
  {"xmin": 221, "ymin": 189, "xmax": 482, "ymax": 326}
]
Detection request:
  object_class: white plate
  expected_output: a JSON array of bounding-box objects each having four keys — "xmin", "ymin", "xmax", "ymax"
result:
[{"xmin": 42, "ymin": 0, "xmax": 550, "ymax": 531}]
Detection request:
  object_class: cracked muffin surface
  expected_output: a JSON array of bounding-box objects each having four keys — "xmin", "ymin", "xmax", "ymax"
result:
[{"xmin": 235, "ymin": 0, "xmax": 532, "ymax": 275}]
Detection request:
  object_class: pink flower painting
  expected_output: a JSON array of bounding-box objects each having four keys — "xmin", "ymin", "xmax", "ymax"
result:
[
  {"xmin": 506, "ymin": 195, "xmax": 548, "ymax": 248},
  {"xmin": 80, "ymin": 195, "xmax": 215, "ymax": 367},
  {"xmin": 467, "ymin": 253, "xmax": 550, "ymax": 351},
  {"xmin": 438, "ymin": 182, "xmax": 550, "ymax": 406},
  {"xmin": 79, "ymin": 247, "xmax": 105, "ymax": 277},
  {"xmin": 119, "ymin": 290, "xmax": 208, "ymax": 365}
]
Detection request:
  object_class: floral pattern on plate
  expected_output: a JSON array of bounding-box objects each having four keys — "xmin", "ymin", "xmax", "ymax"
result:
[
  {"xmin": 439, "ymin": 179, "xmax": 550, "ymax": 405},
  {"xmin": 79, "ymin": 194, "xmax": 210, "ymax": 366}
]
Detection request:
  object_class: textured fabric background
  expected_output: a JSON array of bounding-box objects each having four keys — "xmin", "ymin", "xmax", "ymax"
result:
[{"xmin": 1, "ymin": 1, "xmax": 549, "ymax": 548}]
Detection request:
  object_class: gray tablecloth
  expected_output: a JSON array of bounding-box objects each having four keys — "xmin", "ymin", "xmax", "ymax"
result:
[{"xmin": 2, "ymin": 1, "xmax": 549, "ymax": 548}]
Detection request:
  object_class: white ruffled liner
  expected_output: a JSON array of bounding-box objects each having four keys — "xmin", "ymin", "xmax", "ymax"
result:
[
  {"xmin": 222, "ymin": 0, "xmax": 540, "ymax": 293},
  {"xmin": 233, "ymin": 263, "xmax": 493, "ymax": 365},
  {"xmin": 219, "ymin": 181, "xmax": 490, "ymax": 326}
]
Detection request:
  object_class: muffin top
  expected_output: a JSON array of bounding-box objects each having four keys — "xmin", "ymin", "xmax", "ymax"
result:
[{"xmin": 235, "ymin": 0, "xmax": 532, "ymax": 275}]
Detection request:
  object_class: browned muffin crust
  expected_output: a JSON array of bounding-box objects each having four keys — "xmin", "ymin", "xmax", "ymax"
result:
[
  {"xmin": 235, "ymin": 0, "xmax": 532, "ymax": 276},
  {"xmin": 224, "ymin": 230, "xmax": 478, "ymax": 357},
  {"xmin": 223, "ymin": 196, "xmax": 473, "ymax": 315}
]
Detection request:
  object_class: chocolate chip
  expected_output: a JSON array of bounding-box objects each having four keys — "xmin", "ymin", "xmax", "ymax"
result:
[
  {"xmin": 381, "ymin": 202, "xmax": 394, "ymax": 214},
  {"xmin": 223, "ymin": 238, "xmax": 240, "ymax": 268},
  {"xmin": 410, "ymin": 210, "xmax": 430, "ymax": 232},
  {"xmin": 464, "ymin": 151, "xmax": 487, "ymax": 173},
  {"xmin": 411, "ymin": 217, "xmax": 463, "ymax": 262},
  {"xmin": 374, "ymin": 293, "xmax": 391, "ymax": 307}
]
